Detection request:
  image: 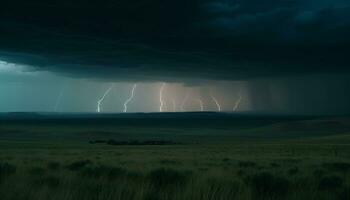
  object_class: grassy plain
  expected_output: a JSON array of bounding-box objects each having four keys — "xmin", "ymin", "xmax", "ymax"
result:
[{"xmin": 0, "ymin": 113, "xmax": 349, "ymax": 200}]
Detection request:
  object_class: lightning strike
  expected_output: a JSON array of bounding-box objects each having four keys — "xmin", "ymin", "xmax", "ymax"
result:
[
  {"xmin": 197, "ymin": 99, "xmax": 204, "ymax": 111},
  {"xmin": 210, "ymin": 93, "xmax": 221, "ymax": 112},
  {"xmin": 123, "ymin": 84, "xmax": 137, "ymax": 113},
  {"xmin": 159, "ymin": 83, "xmax": 166, "ymax": 112},
  {"xmin": 180, "ymin": 89, "xmax": 191, "ymax": 112},
  {"xmin": 233, "ymin": 93, "xmax": 242, "ymax": 111},
  {"xmin": 97, "ymin": 85, "xmax": 113, "ymax": 113}
]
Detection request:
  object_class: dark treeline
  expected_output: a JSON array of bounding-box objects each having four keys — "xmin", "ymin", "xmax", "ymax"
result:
[{"xmin": 89, "ymin": 140, "xmax": 178, "ymax": 146}]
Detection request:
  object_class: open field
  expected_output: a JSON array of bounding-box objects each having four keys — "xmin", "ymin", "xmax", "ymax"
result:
[{"xmin": 1, "ymin": 113, "xmax": 350, "ymax": 200}]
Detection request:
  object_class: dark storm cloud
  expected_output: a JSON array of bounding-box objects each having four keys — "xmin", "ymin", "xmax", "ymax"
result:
[{"xmin": 0, "ymin": 0, "xmax": 349, "ymax": 81}]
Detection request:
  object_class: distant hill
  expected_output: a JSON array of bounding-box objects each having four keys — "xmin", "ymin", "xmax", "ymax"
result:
[{"xmin": 0, "ymin": 112, "xmax": 349, "ymax": 142}]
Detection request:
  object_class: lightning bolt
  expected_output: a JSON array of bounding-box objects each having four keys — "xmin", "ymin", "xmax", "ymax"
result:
[
  {"xmin": 197, "ymin": 99, "xmax": 204, "ymax": 111},
  {"xmin": 54, "ymin": 86, "xmax": 65, "ymax": 112},
  {"xmin": 180, "ymin": 89, "xmax": 191, "ymax": 112},
  {"xmin": 123, "ymin": 84, "xmax": 137, "ymax": 113},
  {"xmin": 233, "ymin": 93, "xmax": 242, "ymax": 111},
  {"xmin": 159, "ymin": 83, "xmax": 166, "ymax": 112},
  {"xmin": 97, "ymin": 85, "xmax": 113, "ymax": 113},
  {"xmin": 210, "ymin": 93, "xmax": 221, "ymax": 112}
]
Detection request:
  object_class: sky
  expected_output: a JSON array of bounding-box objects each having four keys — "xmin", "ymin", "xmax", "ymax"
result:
[{"xmin": 0, "ymin": 0, "xmax": 349, "ymax": 114}]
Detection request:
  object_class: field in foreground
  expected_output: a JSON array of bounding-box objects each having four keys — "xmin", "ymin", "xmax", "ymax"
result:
[{"xmin": 0, "ymin": 113, "xmax": 350, "ymax": 200}]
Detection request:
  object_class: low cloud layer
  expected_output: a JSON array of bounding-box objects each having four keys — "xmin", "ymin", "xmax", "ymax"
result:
[{"xmin": 0, "ymin": 0, "xmax": 349, "ymax": 81}]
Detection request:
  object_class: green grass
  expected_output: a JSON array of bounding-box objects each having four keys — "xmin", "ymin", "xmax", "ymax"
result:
[{"xmin": 0, "ymin": 116, "xmax": 350, "ymax": 199}]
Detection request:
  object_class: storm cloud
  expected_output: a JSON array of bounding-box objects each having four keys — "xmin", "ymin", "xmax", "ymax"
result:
[{"xmin": 0, "ymin": 0, "xmax": 349, "ymax": 81}]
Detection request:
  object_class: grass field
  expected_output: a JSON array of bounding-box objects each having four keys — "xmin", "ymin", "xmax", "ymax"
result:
[{"xmin": 0, "ymin": 113, "xmax": 350, "ymax": 200}]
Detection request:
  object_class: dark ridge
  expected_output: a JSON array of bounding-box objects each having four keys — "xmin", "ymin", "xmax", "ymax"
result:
[{"xmin": 89, "ymin": 140, "xmax": 179, "ymax": 146}]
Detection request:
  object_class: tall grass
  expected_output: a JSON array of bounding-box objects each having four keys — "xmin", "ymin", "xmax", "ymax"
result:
[{"xmin": 0, "ymin": 158, "xmax": 349, "ymax": 200}]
